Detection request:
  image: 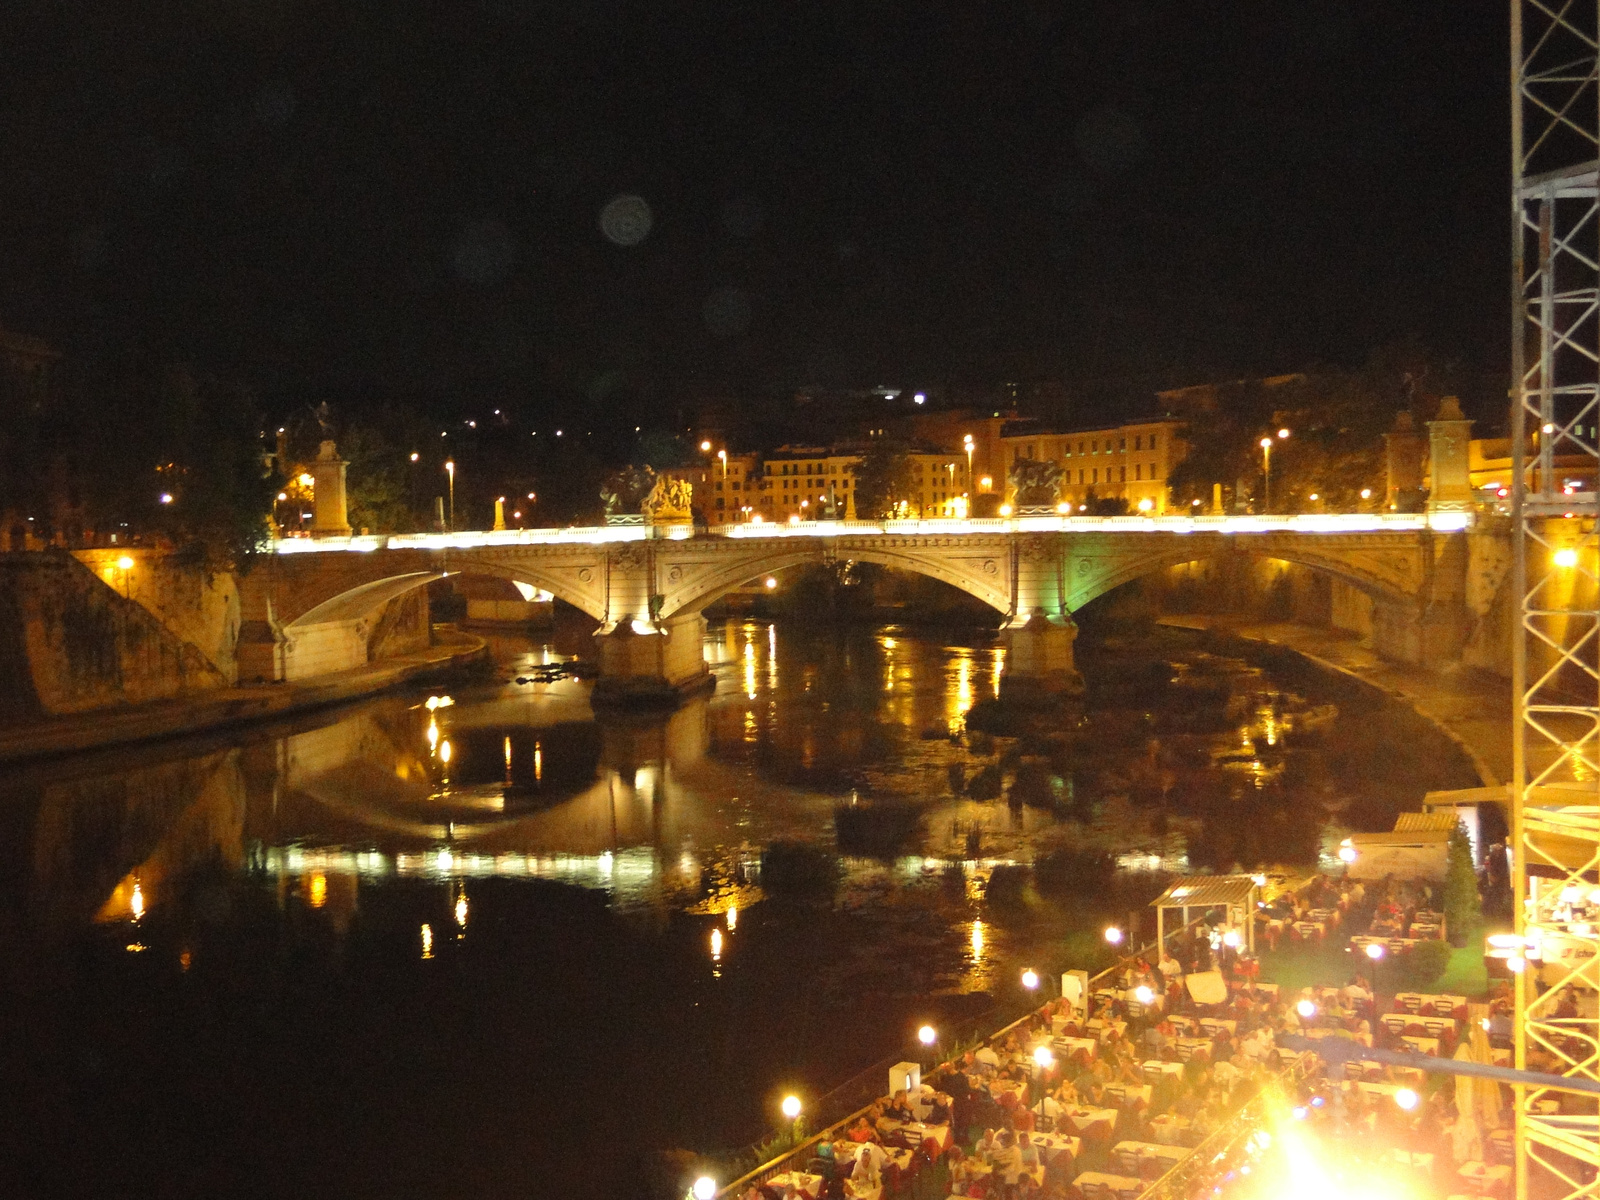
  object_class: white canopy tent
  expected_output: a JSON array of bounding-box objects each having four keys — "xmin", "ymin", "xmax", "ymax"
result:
[{"xmin": 1149, "ymin": 875, "xmax": 1262, "ymax": 956}]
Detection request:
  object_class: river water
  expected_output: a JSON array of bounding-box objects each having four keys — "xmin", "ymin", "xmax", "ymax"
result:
[{"xmin": 0, "ymin": 619, "xmax": 1481, "ymax": 1199}]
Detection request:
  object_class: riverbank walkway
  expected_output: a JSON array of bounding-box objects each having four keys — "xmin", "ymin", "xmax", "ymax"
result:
[
  {"xmin": 1156, "ymin": 616, "xmax": 1511, "ymax": 788},
  {"xmin": 0, "ymin": 629, "xmax": 486, "ymax": 765}
]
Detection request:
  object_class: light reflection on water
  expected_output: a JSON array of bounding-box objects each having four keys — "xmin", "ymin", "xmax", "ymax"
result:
[
  {"xmin": 16, "ymin": 622, "xmax": 1479, "ymax": 982},
  {"xmin": 0, "ymin": 618, "xmax": 1492, "ymax": 1197}
]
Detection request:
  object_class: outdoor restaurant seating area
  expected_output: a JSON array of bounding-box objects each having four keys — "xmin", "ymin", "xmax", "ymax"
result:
[{"xmin": 721, "ymin": 870, "xmax": 1508, "ymax": 1200}]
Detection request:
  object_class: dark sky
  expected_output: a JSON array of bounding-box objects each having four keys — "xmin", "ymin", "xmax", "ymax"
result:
[{"xmin": 0, "ymin": 0, "xmax": 1507, "ymax": 424}]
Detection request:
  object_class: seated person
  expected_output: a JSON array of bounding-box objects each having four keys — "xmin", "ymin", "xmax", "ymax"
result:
[
  {"xmin": 975, "ymin": 1127, "xmax": 1002, "ymax": 1162},
  {"xmin": 1018, "ymin": 1131, "xmax": 1041, "ymax": 1177},
  {"xmin": 885, "ymin": 1090, "xmax": 915, "ymax": 1122},
  {"xmin": 846, "ymin": 1116, "xmax": 875, "ymax": 1143}
]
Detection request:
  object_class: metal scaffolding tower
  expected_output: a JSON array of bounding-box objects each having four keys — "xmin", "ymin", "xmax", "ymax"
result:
[{"xmin": 1513, "ymin": 1, "xmax": 1600, "ymax": 1195}]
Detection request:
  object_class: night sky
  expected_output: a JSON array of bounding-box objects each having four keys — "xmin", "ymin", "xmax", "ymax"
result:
[{"xmin": 0, "ymin": 1, "xmax": 1508, "ymax": 425}]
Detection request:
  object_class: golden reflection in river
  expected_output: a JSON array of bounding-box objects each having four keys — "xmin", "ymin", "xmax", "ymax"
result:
[
  {"xmin": 767, "ymin": 623, "xmax": 778, "ymax": 691},
  {"xmin": 950, "ymin": 650, "xmax": 974, "ymax": 724},
  {"xmin": 744, "ymin": 628, "xmax": 758, "ymax": 699},
  {"xmin": 991, "ymin": 647, "xmax": 1005, "ymax": 698}
]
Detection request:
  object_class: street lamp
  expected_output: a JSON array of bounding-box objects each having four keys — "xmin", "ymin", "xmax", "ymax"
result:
[
  {"xmin": 964, "ymin": 434, "xmax": 975, "ymax": 486},
  {"xmin": 1021, "ymin": 967, "xmax": 1040, "ymax": 992},
  {"xmin": 1104, "ymin": 926, "xmax": 1125, "ymax": 946},
  {"xmin": 781, "ymin": 1094, "xmax": 802, "ymax": 1124},
  {"xmin": 692, "ymin": 1177, "xmax": 716, "ymax": 1200},
  {"xmin": 1259, "ymin": 438, "xmax": 1274, "ymax": 512},
  {"xmin": 1031, "ymin": 1044, "xmax": 1055, "ymax": 1116},
  {"xmin": 917, "ymin": 1024, "xmax": 937, "ymax": 1047},
  {"xmin": 444, "ymin": 461, "xmax": 456, "ymax": 530}
]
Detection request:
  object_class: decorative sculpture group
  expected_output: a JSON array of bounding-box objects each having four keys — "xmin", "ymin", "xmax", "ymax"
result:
[
  {"xmin": 601, "ymin": 466, "xmax": 694, "ymax": 525},
  {"xmin": 1008, "ymin": 458, "xmax": 1064, "ymax": 510}
]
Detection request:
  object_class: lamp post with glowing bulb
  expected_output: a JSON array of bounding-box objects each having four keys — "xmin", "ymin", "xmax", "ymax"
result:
[
  {"xmin": 1031, "ymin": 1043, "xmax": 1055, "ymax": 1116},
  {"xmin": 1259, "ymin": 428, "xmax": 1289, "ymax": 512},
  {"xmin": 692, "ymin": 1176, "xmax": 716, "ymax": 1200},
  {"xmin": 780, "ymin": 1094, "xmax": 802, "ymax": 1142},
  {"xmin": 445, "ymin": 460, "xmax": 456, "ymax": 530},
  {"xmin": 1365, "ymin": 940, "xmax": 1387, "ymax": 1009}
]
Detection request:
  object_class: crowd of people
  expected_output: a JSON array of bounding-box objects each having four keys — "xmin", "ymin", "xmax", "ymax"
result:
[{"xmin": 734, "ymin": 868, "xmax": 1514, "ymax": 1200}]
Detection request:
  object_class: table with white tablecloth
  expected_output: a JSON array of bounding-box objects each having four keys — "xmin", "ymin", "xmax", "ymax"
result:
[
  {"xmin": 1054, "ymin": 1035, "xmax": 1099, "ymax": 1061},
  {"xmin": 1075, "ymin": 1169, "xmax": 1147, "ymax": 1199},
  {"xmin": 1111, "ymin": 1140, "xmax": 1191, "ymax": 1180},
  {"xmin": 1140, "ymin": 1059, "xmax": 1185, "ymax": 1084},
  {"xmin": 1016, "ymin": 1130, "xmax": 1081, "ymax": 1174},
  {"xmin": 877, "ymin": 1120, "xmax": 950, "ymax": 1154},
  {"xmin": 1149, "ymin": 1114, "xmax": 1193, "ymax": 1147},
  {"xmin": 767, "ymin": 1170, "xmax": 823, "ymax": 1197},
  {"xmin": 1102, "ymin": 1081, "xmax": 1152, "ymax": 1106},
  {"xmin": 1062, "ymin": 1105, "xmax": 1119, "ymax": 1139}
]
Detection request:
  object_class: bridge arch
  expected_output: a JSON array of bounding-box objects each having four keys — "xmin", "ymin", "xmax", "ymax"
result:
[
  {"xmin": 1065, "ymin": 540, "xmax": 1418, "ymax": 614},
  {"xmin": 247, "ymin": 548, "xmax": 611, "ymax": 629},
  {"xmin": 658, "ymin": 540, "xmax": 1014, "ymax": 619}
]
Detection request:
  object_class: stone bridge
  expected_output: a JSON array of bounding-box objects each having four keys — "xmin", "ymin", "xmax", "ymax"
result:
[{"xmin": 234, "ymin": 512, "xmax": 1489, "ymax": 703}]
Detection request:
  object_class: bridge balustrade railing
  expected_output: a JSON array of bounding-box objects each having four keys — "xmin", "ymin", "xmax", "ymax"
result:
[{"xmin": 267, "ymin": 509, "xmax": 1475, "ymax": 554}]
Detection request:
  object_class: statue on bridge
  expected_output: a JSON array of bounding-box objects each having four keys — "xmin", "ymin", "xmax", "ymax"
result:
[
  {"xmin": 600, "ymin": 466, "xmax": 657, "ymax": 525},
  {"xmin": 641, "ymin": 474, "xmax": 694, "ymax": 525},
  {"xmin": 1009, "ymin": 458, "xmax": 1064, "ymax": 510}
]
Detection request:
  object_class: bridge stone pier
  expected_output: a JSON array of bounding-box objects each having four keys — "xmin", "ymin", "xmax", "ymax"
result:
[{"xmin": 235, "ymin": 512, "xmax": 1485, "ymax": 706}]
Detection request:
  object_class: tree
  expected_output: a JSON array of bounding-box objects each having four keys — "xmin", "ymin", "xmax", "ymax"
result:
[
  {"xmin": 852, "ymin": 440, "xmax": 916, "ymax": 518},
  {"xmin": 342, "ymin": 424, "xmax": 423, "ymax": 534},
  {"xmin": 1165, "ymin": 342, "xmax": 1479, "ymax": 513},
  {"xmin": 1443, "ymin": 820, "xmax": 1483, "ymax": 947}
]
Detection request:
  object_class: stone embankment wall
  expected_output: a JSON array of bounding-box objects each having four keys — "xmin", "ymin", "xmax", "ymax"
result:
[
  {"xmin": 0, "ymin": 553, "xmax": 230, "ymax": 719},
  {"xmin": 1146, "ymin": 529, "xmax": 1516, "ymax": 678},
  {"xmin": 74, "ymin": 548, "xmax": 240, "ymax": 681}
]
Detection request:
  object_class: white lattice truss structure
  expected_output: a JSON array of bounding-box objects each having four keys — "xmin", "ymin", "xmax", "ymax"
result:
[{"xmin": 1514, "ymin": 1, "xmax": 1600, "ymax": 1195}]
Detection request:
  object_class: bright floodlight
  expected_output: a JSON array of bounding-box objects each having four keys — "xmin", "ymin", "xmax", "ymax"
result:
[
  {"xmin": 1339, "ymin": 844, "xmax": 1357, "ymax": 863},
  {"xmin": 1365, "ymin": 942, "xmax": 1385, "ymax": 960},
  {"xmin": 1033, "ymin": 1045, "xmax": 1054, "ymax": 1069},
  {"xmin": 781, "ymin": 1094, "xmax": 801, "ymax": 1120},
  {"xmin": 117, "ymin": 555, "xmax": 135, "ymax": 571},
  {"xmin": 1394, "ymin": 1088, "xmax": 1419, "ymax": 1111},
  {"xmin": 764, "ymin": 577, "xmax": 777, "ymax": 589},
  {"xmin": 1277, "ymin": 428, "xmax": 1290, "ymax": 439},
  {"xmin": 1134, "ymin": 985, "xmax": 1155, "ymax": 1005},
  {"xmin": 1104, "ymin": 926, "xmax": 1124, "ymax": 946},
  {"xmin": 1021, "ymin": 968, "xmax": 1040, "ymax": 990},
  {"xmin": 1555, "ymin": 547, "xmax": 1579, "ymax": 568},
  {"xmin": 700, "ymin": 440, "xmax": 712, "ymax": 451},
  {"xmin": 1260, "ymin": 437, "xmax": 1273, "ymax": 449},
  {"xmin": 917, "ymin": 1024, "xmax": 937, "ymax": 1046},
  {"xmin": 693, "ymin": 1177, "xmax": 717, "ymax": 1200},
  {"xmin": 1296, "ymin": 999, "xmax": 1317, "ymax": 1019}
]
